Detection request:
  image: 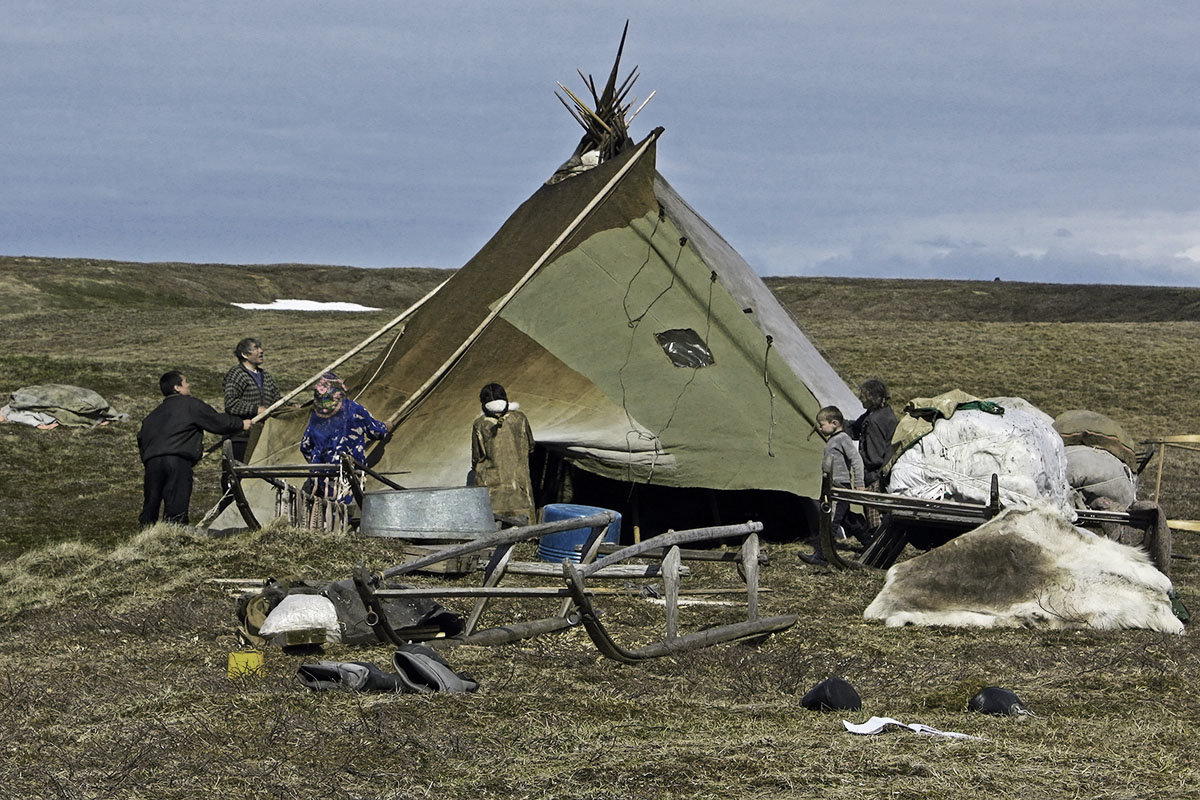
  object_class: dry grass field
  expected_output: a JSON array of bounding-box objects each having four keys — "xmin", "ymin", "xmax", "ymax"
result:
[{"xmin": 0, "ymin": 256, "xmax": 1197, "ymax": 799}]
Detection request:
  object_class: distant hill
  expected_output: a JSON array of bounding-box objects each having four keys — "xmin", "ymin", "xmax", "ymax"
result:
[
  {"xmin": 0, "ymin": 255, "xmax": 454, "ymax": 314},
  {"xmin": 765, "ymin": 275, "xmax": 1200, "ymax": 323},
  {"xmin": 6, "ymin": 255, "xmax": 1196, "ymax": 323}
]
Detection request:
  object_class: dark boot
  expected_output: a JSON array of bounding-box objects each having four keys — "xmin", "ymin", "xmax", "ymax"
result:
[{"xmin": 798, "ymin": 549, "xmax": 829, "ymax": 566}]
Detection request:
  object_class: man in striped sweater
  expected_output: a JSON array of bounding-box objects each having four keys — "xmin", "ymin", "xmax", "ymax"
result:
[{"xmin": 222, "ymin": 337, "xmax": 281, "ymax": 463}]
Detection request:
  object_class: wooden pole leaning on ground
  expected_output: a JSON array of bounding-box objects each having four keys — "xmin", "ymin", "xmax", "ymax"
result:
[
  {"xmin": 378, "ymin": 126, "xmax": 665, "ymax": 432},
  {"xmin": 248, "ymin": 277, "xmax": 451, "ymax": 425}
]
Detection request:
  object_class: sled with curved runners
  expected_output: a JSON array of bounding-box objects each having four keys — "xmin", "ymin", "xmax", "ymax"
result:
[
  {"xmin": 816, "ymin": 473, "xmax": 1166, "ymax": 571},
  {"xmin": 350, "ymin": 517, "xmax": 796, "ymax": 663},
  {"xmin": 202, "ymin": 444, "xmax": 400, "ymax": 532}
]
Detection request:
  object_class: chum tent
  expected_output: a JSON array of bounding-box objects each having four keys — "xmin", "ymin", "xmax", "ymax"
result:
[{"xmin": 238, "ymin": 44, "xmax": 862, "ymax": 538}]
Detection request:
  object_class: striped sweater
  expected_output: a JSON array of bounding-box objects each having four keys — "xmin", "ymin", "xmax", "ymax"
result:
[{"xmin": 222, "ymin": 364, "xmax": 281, "ymax": 419}]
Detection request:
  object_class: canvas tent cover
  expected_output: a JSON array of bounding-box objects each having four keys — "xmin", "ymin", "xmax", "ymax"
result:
[
  {"xmin": 247, "ymin": 133, "xmax": 860, "ymax": 503},
  {"xmin": 2, "ymin": 384, "xmax": 127, "ymax": 427}
]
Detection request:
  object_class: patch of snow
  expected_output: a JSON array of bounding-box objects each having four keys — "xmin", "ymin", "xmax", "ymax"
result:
[{"xmin": 231, "ymin": 299, "xmax": 381, "ymax": 312}]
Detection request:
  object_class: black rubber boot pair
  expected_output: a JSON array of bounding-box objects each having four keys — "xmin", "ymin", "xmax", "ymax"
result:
[{"xmin": 296, "ymin": 644, "xmax": 479, "ymax": 694}]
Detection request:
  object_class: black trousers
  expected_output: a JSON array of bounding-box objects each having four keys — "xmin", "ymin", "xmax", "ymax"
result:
[
  {"xmin": 833, "ymin": 500, "xmax": 871, "ymax": 542},
  {"xmin": 229, "ymin": 437, "xmax": 249, "ymax": 463},
  {"xmin": 140, "ymin": 454, "xmax": 195, "ymax": 526},
  {"xmin": 813, "ymin": 500, "xmax": 871, "ymax": 558}
]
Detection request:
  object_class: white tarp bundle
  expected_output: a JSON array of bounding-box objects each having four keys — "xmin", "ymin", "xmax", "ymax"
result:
[{"xmin": 889, "ymin": 397, "xmax": 1073, "ymax": 518}]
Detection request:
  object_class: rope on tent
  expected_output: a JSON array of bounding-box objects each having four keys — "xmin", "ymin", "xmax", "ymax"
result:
[
  {"xmin": 654, "ymin": 267, "xmax": 715, "ymax": 438},
  {"xmin": 352, "ymin": 326, "xmax": 406, "ymax": 402},
  {"xmin": 615, "ymin": 224, "xmax": 687, "ymax": 484},
  {"xmin": 763, "ymin": 336, "xmax": 777, "ymax": 458},
  {"xmin": 621, "ymin": 206, "xmax": 666, "ymax": 325},
  {"xmin": 617, "ymin": 233, "xmax": 720, "ymax": 486}
]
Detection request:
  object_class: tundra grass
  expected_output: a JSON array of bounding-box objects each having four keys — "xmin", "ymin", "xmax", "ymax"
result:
[{"xmin": 0, "ymin": 257, "xmax": 1197, "ymax": 799}]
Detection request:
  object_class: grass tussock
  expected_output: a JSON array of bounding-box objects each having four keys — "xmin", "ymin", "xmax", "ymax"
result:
[{"xmin": 1, "ymin": 256, "xmax": 1198, "ymax": 798}]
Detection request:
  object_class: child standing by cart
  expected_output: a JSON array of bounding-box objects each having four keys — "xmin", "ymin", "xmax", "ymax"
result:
[{"xmin": 799, "ymin": 406, "xmax": 871, "ymax": 566}]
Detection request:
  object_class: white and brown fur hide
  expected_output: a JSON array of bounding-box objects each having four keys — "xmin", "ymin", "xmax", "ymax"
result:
[{"xmin": 864, "ymin": 503, "xmax": 1183, "ymax": 634}]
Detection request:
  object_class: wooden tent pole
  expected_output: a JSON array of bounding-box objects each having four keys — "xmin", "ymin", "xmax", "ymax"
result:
[
  {"xmin": 1155, "ymin": 442, "xmax": 1165, "ymax": 503},
  {"xmin": 250, "ymin": 277, "xmax": 450, "ymax": 424},
  {"xmin": 381, "ymin": 127, "xmax": 665, "ymax": 430}
]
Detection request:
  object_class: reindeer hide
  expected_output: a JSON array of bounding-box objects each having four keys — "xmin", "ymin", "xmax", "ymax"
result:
[{"xmin": 864, "ymin": 504, "xmax": 1183, "ymax": 634}]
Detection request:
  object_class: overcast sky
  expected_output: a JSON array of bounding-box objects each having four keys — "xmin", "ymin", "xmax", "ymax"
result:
[{"xmin": 4, "ymin": 2, "xmax": 1200, "ymax": 286}]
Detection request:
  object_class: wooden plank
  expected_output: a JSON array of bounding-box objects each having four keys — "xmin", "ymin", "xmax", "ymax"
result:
[
  {"xmin": 740, "ymin": 533, "xmax": 759, "ymax": 621},
  {"xmin": 381, "ymin": 512, "xmax": 616, "ymax": 578},
  {"xmin": 578, "ymin": 521, "xmax": 763, "ymax": 577},
  {"xmin": 596, "ymin": 543, "xmax": 768, "ymax": 565},
  {"xmin": 663, "ymin": 546, "xmax": 681, "ymax": 640},
  {"xmin": 502, "ymin": 561, "xmax": 688, "ymax": 578},
  {"xmin": 464, "ymin": 544, "xmax": 516, "ymax": 635},
  {"xmin": 374, "ymin": 586, "xmax": 573, "ymax": 598}
]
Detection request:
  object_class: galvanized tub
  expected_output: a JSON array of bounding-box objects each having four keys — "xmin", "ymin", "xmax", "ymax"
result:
[{"xmin": 359, "ymin": 486, "xmax": 496, "ymax": 540}]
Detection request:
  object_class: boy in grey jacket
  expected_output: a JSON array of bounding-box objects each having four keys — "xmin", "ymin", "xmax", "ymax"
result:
[{"xmin": 799, "ymin": 406, "xmax": 871, "ymax": 566}]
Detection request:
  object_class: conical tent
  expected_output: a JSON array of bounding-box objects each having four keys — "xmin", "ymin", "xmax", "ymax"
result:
[{"xmin": 249, "ymin": 128, "xmax": 862, "ymax": 524}]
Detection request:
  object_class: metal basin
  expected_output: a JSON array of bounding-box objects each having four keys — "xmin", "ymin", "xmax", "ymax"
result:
[{"xmin": 359, "ymin": 486, "xmax": 496, "ymax": 540}]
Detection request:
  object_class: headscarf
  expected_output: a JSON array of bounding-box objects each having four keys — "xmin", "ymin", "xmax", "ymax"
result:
[
  {"xmin": 312, "ymin": 372, "xmax": 347, "ymax": 419},
  {"xmin": 479, "ymin": 382, "xmax": 509, "ymax": 417}
]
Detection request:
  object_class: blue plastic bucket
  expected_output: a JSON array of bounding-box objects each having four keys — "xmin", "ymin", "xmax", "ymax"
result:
[{"xmin": 537, "ymin": 503, "xmax": 621, "ymax": 563}]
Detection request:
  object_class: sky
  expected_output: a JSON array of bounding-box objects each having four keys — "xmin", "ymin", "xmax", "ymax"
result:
[{"xmin": 4, "ymin": 2, "xmax": 1200, "ymax": 287}]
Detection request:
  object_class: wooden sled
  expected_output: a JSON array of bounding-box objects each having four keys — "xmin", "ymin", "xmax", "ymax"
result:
[
  {"xmin": 818, "ymin": 473, "xmax": 1165, "ymax": 571},
  {"xmin": 561, "ymin": 525, "xmax": 797, "ymax": 664},
  {"xmin": 350, "ymin": 517, "xmax": 796, "ymax": 662},
  {"xmin": 203, "ymin": 443, "xmax": 382, "ymax": 531}
]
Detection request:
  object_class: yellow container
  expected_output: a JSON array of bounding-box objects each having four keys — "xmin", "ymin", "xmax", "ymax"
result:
[{"xmin": 227, "ymin": 649, "xmax": 265, "ymax": 679}]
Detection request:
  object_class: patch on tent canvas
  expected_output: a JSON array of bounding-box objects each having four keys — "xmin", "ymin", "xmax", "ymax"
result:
[
  {"xmin": 654, "ymin": 328, "xmax": 714, "ymax": 368},
  {"xmin": 863, "ymin": 503, "xmax": 1183, "ymax": 634}
]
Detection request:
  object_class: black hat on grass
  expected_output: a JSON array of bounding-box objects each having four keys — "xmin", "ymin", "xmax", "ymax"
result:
[
  {"xmin": 967, "ymin": 686, "xmax": 1031, "ymax": 716},
  {"xmin": 801, "ymin": 677, "xmax": 862, "ymax": 711}
]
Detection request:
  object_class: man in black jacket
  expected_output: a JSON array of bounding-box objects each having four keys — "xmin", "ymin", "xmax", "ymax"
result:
[{"xmin": 138, "ymin": 371, "xmax": 251, "ymax": 526}]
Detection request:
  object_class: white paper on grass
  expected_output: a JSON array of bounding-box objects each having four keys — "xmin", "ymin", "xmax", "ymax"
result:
[{"xmin": 842, "ymin": 716, "xmax": 983, "ymax": 740}]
